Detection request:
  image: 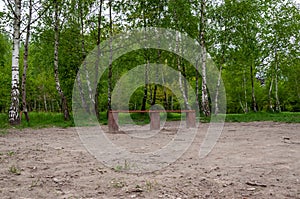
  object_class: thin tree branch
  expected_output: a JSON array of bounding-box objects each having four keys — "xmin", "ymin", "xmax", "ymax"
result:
[
  {"xmin": 20, "ymin": 4, "xmax": 51, "ymax": 35},
  {"xmin": 3, "ymin": 0, "xmax": 18, "ymax": 19}
]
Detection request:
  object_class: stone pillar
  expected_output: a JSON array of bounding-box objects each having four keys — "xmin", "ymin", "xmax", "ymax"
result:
[
  {"xmin": 150, "ymin": 111, "xmax": 160, "ymax": 130},
  {"xmin": 108, "ymin": 111, "xmax": 119, "ymax": 132},
  {"xmin": 186, "ymin": 111, "xmax": 196, "ymax": 128}
]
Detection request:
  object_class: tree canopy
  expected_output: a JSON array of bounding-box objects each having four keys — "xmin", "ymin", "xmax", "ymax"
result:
[{"xmin": 0, "ymin": 0, "xmax": 299, "ymax": 123}]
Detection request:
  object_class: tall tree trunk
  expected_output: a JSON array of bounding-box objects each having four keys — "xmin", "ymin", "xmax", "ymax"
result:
[
  {"xmin": 34, "ymin": 99, "xmax": 36, "ymax": 111},
  {"xmin": 141, "ymin": 60, "xmax": 149, "ymax": 111},
  {"xmin": 268, "ymin": 76, "xmax": 274, "ymax": 112},
  {"xmin": 274, "ymin": 51, "xmax": 280, "ymax": 112},
  {"xmin": 214, "ymin": 63, "xmax": 223, "ymax": 115},
  {"xmin": 9, "ymin": 0, "xmax": 21, "ymax": 125},
  {"xmin": 243, "ymin": 69, "xmax": 248, "ymax": 113},
  {"xmin": 200, "ymin": 0, "xmax": 210, "ymax": 116},
  {"xmin": 162, "ymin": 71, "xmax": 168, "ymax": 109},
  {"xmin": 172, "ymin": 6, "xmax": 190, "ymax": 110},
  {"xmin": 43, "ymin": 93, "xmax": 47, "ymax": 111},
  {"xmin": 183, "ymin": 65, "xmax": 188, "ymax": 103},
  {"xmin": 76, "ymin": 72, "xmax": 90, "ymax": 113},
  {"xmin": 151, "ymin": 80, "xmax": 158, "ymax": 106},
  {"xmin": 54, "ymin": 0, "xmax": 70, "ymax": 120},
  {"xmin": 22, "ymin": 0, "xmax": 32, "ymax": 122},
  {"xmin": 149, "ymin": 84, "xmax": 153, "ymax": 105},
  {"xmin": 94, "ymin": 0, "xmax": 103, "ymax": 119},
  {"xmin": 250, "ymin": 62, "xmax": 257, "ymax": 112},
  {"xmin": 171, "ymin": 95, "xmax": 173, "ymax": 110},
  {"xmin": 141, "ymin": 0, "xmax": 148, "ymax": 111},
  {"xmin": 74, "ymin": 1, "xmax": 90, "ymax": 114},
  {"xmin": 79, "ymin": 2, "xmax": 93, "ymax": 111},
  {"xmin": 176, "ymin": 32, "xmax": 190, "ymax": 110},
  {"xmin": 151, "ymin": 49, "xmax": 161, "ymax": 106},
  {"xmin": 181, "ymin": 43, "xmax": 188, "ymax": 105},
  {"xmin": 107, "ymin": 0, "xmax": 113, "ymax": 114},
  {"xmin": 195, "ymin": 58, "xmax": 201, "ymax": 112}
]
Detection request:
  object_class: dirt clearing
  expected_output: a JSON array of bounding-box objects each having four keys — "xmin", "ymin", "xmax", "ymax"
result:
[{"xmin": 0, "ymin": 122, "xmax": 299, "ymax": 198}]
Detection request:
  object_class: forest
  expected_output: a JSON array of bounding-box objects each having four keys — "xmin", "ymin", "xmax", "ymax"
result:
[{"xmin": 0, "ymin": 0, "xmax": 300, "ymax": 125}]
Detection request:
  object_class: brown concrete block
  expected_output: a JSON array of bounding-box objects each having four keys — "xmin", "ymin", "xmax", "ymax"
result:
[
  {"xmin": 186, "ymin": 111, "xmax": 196, "ymax": 128},
  {"xmin": 150, "ymin": 112, "xmax": 160, "ymax": 130},
  {"xmin": 108, "ymin": 111, "xmax": 119, "ymax": 132}
]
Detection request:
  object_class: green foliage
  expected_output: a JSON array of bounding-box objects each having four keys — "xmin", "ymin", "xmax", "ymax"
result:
[
  {"xmin": 226, "ymin": 112, "xmax": 300, "ymax": 123},
  {"xmin": 9, "ymin": 165, "xmax": 21, "ymax": 175},
  {"xmin": 1, "ymin": 0, "xmax": 300, "ymax": 127},
  {"xmin": 1, "ymin": 111, "xmax": 300, "ymax": 130},
  {"xmin": 0, "ymin": 112, "xmax": 74, "ymax": 129},
  {"xmin": 0, "ymin": 33, "xmax": 11, "ymax": 113}
]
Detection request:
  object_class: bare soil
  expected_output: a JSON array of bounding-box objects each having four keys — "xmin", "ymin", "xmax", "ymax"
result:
[{"xmin": 0, "ymin": 122, "xmax": 299, "ymax": 199}]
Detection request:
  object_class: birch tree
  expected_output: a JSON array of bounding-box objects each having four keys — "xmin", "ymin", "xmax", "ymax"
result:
[
  {"xmin": 8, "ymin": 0, "xmax": 21, "ymax": 125},
  {"xmin": 107, "ymin": 0, "xmax": 113, "ymax": 113},
  {"xmin": 21, "ymin": 0, "xmax": 33, "ymax": 122},
  {"xmin": 94, "ymin": 0, "xmax": 104, "ymax": 118},
  {"xmin": 261, "ymin": 0, "xmax": 299, "ymax": 112},
  {"xmin": 53, "ymin": 0, "xmax": 70, "ymax": 120},
  {"xmin": 200, "ymin": 0, "xmax": 210, "ymax": 116}
]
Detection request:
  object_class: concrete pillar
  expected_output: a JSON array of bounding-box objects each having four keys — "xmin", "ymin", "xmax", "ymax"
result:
[
  {"xmin": 150, "ymin": 112, "xmax": 160, "ymax": 130},
  {"xmin": 186, "ymin": 111, "xmax": 196, "ymax": 128},
  {"xmin": 108, "ymin": 111, "xmax": 119, "ymax": 132}
]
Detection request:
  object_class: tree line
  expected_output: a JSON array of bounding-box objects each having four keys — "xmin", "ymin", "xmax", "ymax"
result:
[{"xmin": 0, "ymin": 0, "xmax": 299, "ymax": 125}]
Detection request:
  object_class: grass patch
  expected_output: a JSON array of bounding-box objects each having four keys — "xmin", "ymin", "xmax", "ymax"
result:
[
  {"xmin": 0, "ymin": 129, "xmax": 9, "ymax": 136},
  {"xmin": 9, "ymin": 165, "xmax": 21, "ymax": 175},
  {"xmin": 225, "ymin": 112, "xmax": 300, "ymax": 123},
  {"xmin": 1, "ymin": 111, "xmax": 299, "ymax": 130},
  {"xmin": 119, "ymin": 112, "xmax": 150, "ymax": 125},
  {"xmin": 0, "ymin": 112, "xmax": 74, "ymax": 129},
  {"xmin": 20, "ymin": 112, "xmax": 75, "ymax": 128}
]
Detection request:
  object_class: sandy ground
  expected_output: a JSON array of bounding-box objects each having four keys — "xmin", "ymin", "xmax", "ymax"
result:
[{"xmin": 0, "ymin": 121, "xmax": 299, "ymax": 199}]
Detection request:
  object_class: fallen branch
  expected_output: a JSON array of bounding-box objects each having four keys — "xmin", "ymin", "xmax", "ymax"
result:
[{"xmin": 246, "ymin": 181, "xmax": 267, "ymax": 187}]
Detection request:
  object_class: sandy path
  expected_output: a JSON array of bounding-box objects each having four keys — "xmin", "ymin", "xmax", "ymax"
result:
[{"xmin": 0, "ymin": 122, "xmax": 299, "ymax": 198}]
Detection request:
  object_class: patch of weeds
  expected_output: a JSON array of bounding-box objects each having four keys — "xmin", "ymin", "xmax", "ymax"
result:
[
  {"xmin": 113, "ymin": 165, "xmax": 123, "ymax": 172},
  {"xmin": 113, "ymin": 160, "xmax": 131, "ymax": 172},
  {"xmin": 7, "ymin": 151, "xmax": 15, "ymax": 156},
  {"xmin": 0, "ymin": 130, "xmax": 9, "ymax": 136},
  {"xmin": 111, "ymin": 178, "xmax": 126, "ymax": 188},
  {"xmin": 29, "ymin": 178, "xmax": 41, "ymax": 188},
  {"xmin": 145, "ymin": 180, "xmax": 157, "ymax": 191},
  {"xmin": 9, "ymin": 165, "xmax": 21, "ymax": 175},
  {"xmin": 124, "ymin": 160, "xmax": 131, "ymax": 170}
]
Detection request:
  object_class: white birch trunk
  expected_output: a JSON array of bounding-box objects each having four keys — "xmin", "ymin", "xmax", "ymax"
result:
[
  {"xmin": 79, "ymin": 2, "xmax": 94, "ymax": 106},
  {"xmin": 22, "ymin": 0, "xmax": 32, "ymax": 122},
  {"xmin": 268, "ymin": 76, "xmax": 274, "ymax": 112},
  {"xmin": 76, "ymin": 73, "xmax": 89, "ymax": 112},
  {"xmin": 107, "ymin": 0, "xmax": 113, "ymax": 112},
  {"xmin": 94, "ymin": 0, "xmax": 103, "ymax": 118},
  {"xmin": 214, "ymin": 64, "xmax": 223, "ymax": 115},
  {"xmin": 243, "ymin": 69, "xmax": 248, "ymax": 113},
  {"xmin": 250, "ymin": 62, "xmax": 257, "ymax": 112},
  {"xmin": 54, "ymin": 0, "xmax": 70, "ymax": 120},
  {"xmin": 176, "ymin": 32, "xmax": 191, "ymax": 110},
  {"xmin": 9, "ymin": 0, "xmax": 21, "ymax": 125},
  {"xmin": 200, "ymin": 0, "xmax": 210, "ymax": 116},
  {"xmin": 43, "ymin": 94, "xmax": 47, "ymax": 112},
  {"xmin": 161, "ymin": 70, "xmax": 168, "ymax": 109},
  {"xmin": 195, "ymin": 58, "xmax": 200, "ymax": 112},
  {"xmin": 75, "ymin": 2, "xmax": 90, "ymax": 114},
  {"xmin": 275, "ymin": 54, "xmax": 280, "ymax": 112}
]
